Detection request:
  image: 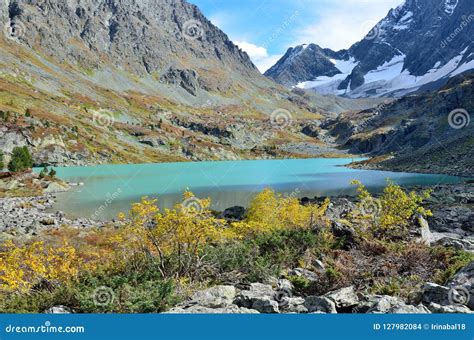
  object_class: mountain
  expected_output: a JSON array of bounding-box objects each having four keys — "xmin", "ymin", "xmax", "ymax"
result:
[
  {"xmin": 324, "ymin": 71, "xmax": 474, "ymax": 176},
  {"xmin": 1, "ymin": 0, "xmax": 384, "ymax": 167},
  {"xmin": 265, "ymin": 0, "xmax": 474, "ymax": 98}
]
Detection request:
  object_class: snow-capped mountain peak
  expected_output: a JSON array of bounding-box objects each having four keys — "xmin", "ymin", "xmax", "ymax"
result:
[{"xmin": 265, "ymin": 0, "xmax": 473, "ymax": 98}]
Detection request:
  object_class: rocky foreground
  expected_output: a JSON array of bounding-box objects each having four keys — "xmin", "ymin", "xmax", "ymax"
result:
[{"xmin": 168, "ymin": 261, "xmax": 473, "ymax": 314}]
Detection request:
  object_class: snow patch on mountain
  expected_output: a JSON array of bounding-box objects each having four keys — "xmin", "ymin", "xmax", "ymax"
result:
[
  {"xmin": 393, "ymin": 11, "xmax": 413, "ymax": 30},
  {"xmin": 364, "ymin": 54, "xmax": 405, "ymax": 83},
  {"xmin": 295, "ymin": 57, "xmax": 358, "ymax": 95},
  {"xmin": 350, "ymin": 47, "xmax": 470, "ymax": 98}
]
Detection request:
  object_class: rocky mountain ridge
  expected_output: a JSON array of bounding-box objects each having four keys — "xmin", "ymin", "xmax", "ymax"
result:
[
  {"xmin": 328, "ymin": 72, "xmax": 474, "ymax": 176},
  {"xmin": 0, "ymin": 0, "xmax": 387, "ymax": 167}
]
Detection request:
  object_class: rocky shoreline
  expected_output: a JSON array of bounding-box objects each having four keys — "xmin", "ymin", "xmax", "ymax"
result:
[
  {"xmin": 0, "ymin": 195, "xmax": 99, "ymax": 238},
  {"xmin": 348, "ymin": 156, "xmax": 474, "ymax": 178},
  {"xmin": 1, "ymin": 182, "xmax": 473, "ymax": 252}
]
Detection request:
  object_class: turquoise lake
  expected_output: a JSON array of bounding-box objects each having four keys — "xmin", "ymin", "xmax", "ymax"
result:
[{"xmin": 43, "ymin": 158, "xmax": 466, "ymax": 220}]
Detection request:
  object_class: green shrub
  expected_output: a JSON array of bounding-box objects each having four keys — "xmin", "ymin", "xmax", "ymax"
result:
[
  {"xmin": 0, "ymin": 261, "xmax": 177, "ymax": 313},
  {"xmin": 8, "ymin": 146, "xmax": 34, "ymax": 172},
  {"xmin": 0, "ymin": 151, "xmax": 4, "ymax": 170},
  {"xmin": 202, "ymin": 227, "xmax": 329, "ymax": 283},
  {"xmin": 39, "ymin": 166, "xmax": 48, "ymax": 178}
]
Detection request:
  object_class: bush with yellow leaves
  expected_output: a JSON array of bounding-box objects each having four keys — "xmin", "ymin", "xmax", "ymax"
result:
[
  {"xmin": 0, "ymin": 240, "xmax": 81, "ymax": 293},
  {"xmin": 111, "ymin": 191, "xmax": 231, "ymax": 278},
  {"xmin": 350, "ymin": 180, "xmax": 432, "ymax": 240},
  {"xmin": 232, "ymin": 188, "xmax": 330, "ymax": 237}
]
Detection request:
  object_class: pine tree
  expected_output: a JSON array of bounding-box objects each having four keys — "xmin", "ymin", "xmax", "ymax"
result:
[{"xmin": 8, "ymin": 146, "xmax": 34, "ymax": 172}]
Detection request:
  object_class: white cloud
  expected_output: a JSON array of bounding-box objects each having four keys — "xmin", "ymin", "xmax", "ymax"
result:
[
  {"xmin": 235, "ymin": 41, "xmax": 268, "ymax": 60},
  {"xmin": 235, "ymin": 41, "xmax": 282, "ymax": 73},
  {"xmin": 295, "ymin": 0, "xmax": 402, "ymax": 50}
]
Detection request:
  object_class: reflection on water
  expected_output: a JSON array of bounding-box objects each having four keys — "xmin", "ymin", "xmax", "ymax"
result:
[{"xmin": 40, "ymin": 158, "xmax": 466, "ymax": 220}]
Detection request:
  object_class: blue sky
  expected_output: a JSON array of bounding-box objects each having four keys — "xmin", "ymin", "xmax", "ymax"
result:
[{"xmin": 189, "ymin": 0, "xmax": 402, "ymax": 72}]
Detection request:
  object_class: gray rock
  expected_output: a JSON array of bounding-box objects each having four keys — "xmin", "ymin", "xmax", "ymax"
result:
[
  {"xmin": 331, "ymin": 221, "xmax": 357, "ymax": 249},
  {"xmin": 187, "ymin": 285, "xmax": 236, "ymax": 308},
  {"xmin": 168, "ymin": 304, "xmax": 259, "ymax": 314},
  {"xmin": 43, "ymin": 181, "xmax": 71, "ymax": 194},
  {"xmin": 389, "ymin": 304, "xmax": 431, "ymax": 314},
  {"xmin": 304, "ymin": 296, "xmax": 337, "ymax": 314},
  {"xmin": 366, "ymin": 295, "xmax": 429, "ymax": 314},
  {"xmin": 220, "ymin": 206, "xmax": 246, "ymax": 221},
  {"xmin": 412, "ymin": 215, "xmax": 431, "ymax": 245},
  {"xmin": 288, "ymin": 268, "xmax": 319, "ymax": 282},
  {"xmin": 447, "ymin": 261, "xmax": 474, "ymax": 309},
  {"xmin": 433, "ymin": 237, "xmax": 474, "ymax": 251},
  {"xmin": 234, "ymin": 283, "xmax": 279, "ymax": 313},
  {"xmin": 0, "ymin": 195, "xmax": 98, "ymax": 234},
  {"xmin": 251, "ymin": 298, "xmax": 279, "ymax": 314},
  {"xmin": 160, "ymin": 67, "xmax": 201, "ymax": 96},
  {"xmin": 427, "ymin": 302, "xmax": 472, "ymax": 314},
  {"xmin": 279, "ymin": 297, "xmax": 308, "ymax": 313},
  {"xmin": 324, "ymin": 286, "xmax": 359, "ymax": 309},
  {"xmin": 44, "ymin": 305, "xmax": 72, "ymax": 314},
  {"xmin": 421, "ymin": 283, "xmax": 470, "ymax": 308}
]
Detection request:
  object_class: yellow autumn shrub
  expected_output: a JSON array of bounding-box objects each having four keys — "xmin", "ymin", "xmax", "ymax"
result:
[
  {"xmin": 0, "ymin": 240, "xmax": 80, "ymax": 293},
  {"xmin": 236, "ymin": 188, "xmax": 330, "ymax": 236},
  {"xmin": 112, "ymin": 191, "xmax": 231, "ymax": 276},
  {"xmin": 351, "ymin": 180, "xmax": 432, "ymax": 239}
]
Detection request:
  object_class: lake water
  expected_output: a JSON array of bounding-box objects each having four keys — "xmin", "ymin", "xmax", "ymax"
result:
[{"xmin": 40, "ymin": 158, "xmax": 466, "ymax": 220}]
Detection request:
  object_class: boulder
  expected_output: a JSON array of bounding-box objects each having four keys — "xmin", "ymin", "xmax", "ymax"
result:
[
  {"xmin": 426, "ymin": 302, "xmax": 472, "ymax": 314},
  {"xmin": 331, "ymin": 221, "xmax": 357, "ymax": 249},
  {"xmin": 324, "ymin": 286, "xmax": 359, "ymax": 309},
  {"xmin": 279, "ymin": 297, "xmax": 308, "ymax": 313},
  {"xmin": 168, "ymin": 304, "xmax": 259, "ymax": 314},
  {"xmin": 366, "ymin": 295, "xmax": 429, "ymax": 314},
  {"xmin": 160, "ymin": 67, "xmax": 201, "ymax": 96},
  {"xmin": 288, "ymin": 268, "xmax": 319, "ymax": 282},
  {"xmin": 432, "ymin": 237, "xmax": 473, "ymax": 251},
  {"xmin": 325, "ymin": 198, "xmax": 356, "ymax": 221},
  {"xmin": 422, "ymin": 283, "xmax": 470, "ymax": 308},
  {"xmin": 234, "ymin": 283, "xmax": 279, "ymax": 313},
  {"xmin": 43, "ymin": 181, "xmax": 70, "ymax": 193},
  {"xmin": 187, "ymin": 285, "xmax": 236, "ymax": 308},
  {"xmin": 447, "ymin": 261, "xmax": 474, "ymax": 309},
  {"xmin": 220, "ymin": 206, "xmax": 246, "ymax": 221},
  {"xmin": 251, "ymin": 298, "xmax": 279, "ymax": 314},
  {"xmin": 412, "ymin": 215, "xmax": 431, "ymax": 244},
  {"xmin": 44, "ymin": 305, "xmax": 72, "ymax": 314},
  {"xmin": 304, "ymin": 296, "xmax": 337, "ymax": 313}
]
